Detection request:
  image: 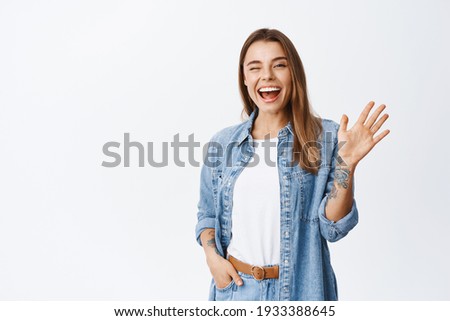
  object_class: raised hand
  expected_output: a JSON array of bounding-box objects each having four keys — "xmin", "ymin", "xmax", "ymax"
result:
[{"xmin": 337, "ymin": 101, "xmax": 390, "ymax": 168}]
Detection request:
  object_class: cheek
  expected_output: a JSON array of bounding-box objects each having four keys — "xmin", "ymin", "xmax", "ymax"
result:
[
  {"xmin": 243, "ymin": 72, "xmax": 252, "ymax": 86},
  {"xmin": 282, "ymin": 73, "xmax": 292, "ymax": 87},
  {"xmin": 244, "ymin": 79, "xmax": 257, "ymax": 94},
  {"xmin": 285, "ymin": 83, "xmax": 293, "ymax": 96},
  {"xmin": 247, "ymin": 86, "xmax": 257, "ymax": 99},
  {"xmin": 283, "ymin": 77, "xmax": 293, "ymax": 96},
  {"xmin": 244, "ymin": 74, "xmax": 255, "ymax": 87}
]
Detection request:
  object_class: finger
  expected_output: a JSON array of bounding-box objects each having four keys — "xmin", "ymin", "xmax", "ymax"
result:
[
  {"xmin": 370, "ymin": 113, "xmax": 389, "ymax": 134},
  {"xmin": 215, "ymin": 277, "xmax": 231, "ymax": 289},
  {"xmin": 357, "ymin": 101, "xmax": 375, "ymax": 124},
  {"xmin": 340, "ymin": 114, "xmax": 349, "ymax": 132},
  {"xmin": 373, "ymin": 129, "xmax": 390, "ymax": 145},
  {"xmin": 365, "ymin": 104, "xmax": 386, "ymax": 128},
  {"xmin": 228, "ymin": 268, "xmax": 243, "ymax": 286}
]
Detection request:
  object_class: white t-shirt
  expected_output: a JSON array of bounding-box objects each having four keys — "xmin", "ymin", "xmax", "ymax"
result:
[{"xmin": 226, "ymin": 137, "xmax": 280, "ymax": 266}]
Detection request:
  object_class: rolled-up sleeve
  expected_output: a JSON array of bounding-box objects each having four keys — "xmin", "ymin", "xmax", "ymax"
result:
[
  {"xmin": 318, "ymin": 129, "xmax": 359, "ymax": 242},
  {"xmin": 319, "ymin": 194, "xmax": 358, "ymax": 242},
  {"xmin": 195, "ymin": 137, "xmax": 219, "ymax": 246}
]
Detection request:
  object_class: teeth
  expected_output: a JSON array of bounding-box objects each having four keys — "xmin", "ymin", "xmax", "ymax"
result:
[{"xmin": 258, "ymin": 87, "xmax": 281, "ymax": 93}]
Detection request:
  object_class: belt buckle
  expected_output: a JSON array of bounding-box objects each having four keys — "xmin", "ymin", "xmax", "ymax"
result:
[{"xmin": 251, "ymin": 265, "xmax": 265, "ymax": 281}]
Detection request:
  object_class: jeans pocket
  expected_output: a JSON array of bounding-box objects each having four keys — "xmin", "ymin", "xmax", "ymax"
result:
[{"xmin": 214, "ymin": 279, "xmax": 235, "ymax": 301}]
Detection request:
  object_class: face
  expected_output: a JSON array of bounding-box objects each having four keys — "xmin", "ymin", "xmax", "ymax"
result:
[{"xmin": 242, "ymin": 40, "xmax": 292, "ymax": 115}]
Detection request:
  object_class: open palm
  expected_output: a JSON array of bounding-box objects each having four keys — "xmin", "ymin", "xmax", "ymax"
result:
[{"xmin": 337, "ymin": 101, "xmax": 390, "ymax": 167}]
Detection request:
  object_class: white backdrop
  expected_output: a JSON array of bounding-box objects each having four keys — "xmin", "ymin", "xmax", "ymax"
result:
[{"xmin": 0, "ymin": 0, "xmax": 449, "ymax": 300}]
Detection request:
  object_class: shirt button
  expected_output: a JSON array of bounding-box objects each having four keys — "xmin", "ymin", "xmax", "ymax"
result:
[
  {"xmin": 284, "ymin": 231, "xmax": 289, "ymax": 237},
  {"xmin": 284, "ymin": 259, "xmax": 289, "ymax": 264},
  {"xmin": 284, "ymin": 286, "xmax": 289, "ymax": 292},
  {"xmin": 283, "ymin": 175, "xmax": 287, "ymax": 180}
]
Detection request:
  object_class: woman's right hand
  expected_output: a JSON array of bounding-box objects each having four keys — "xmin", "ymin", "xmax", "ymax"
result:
[
  {"xmin": 207, "ymin": 254, "xmax": 243, "ymax": 289},
  {"xmin": 200, "ymin": 229, "xmax": 243, "ymax": 289}
]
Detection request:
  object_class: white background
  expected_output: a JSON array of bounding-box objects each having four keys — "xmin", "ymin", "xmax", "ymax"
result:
[{"xmin": 0, "ymin": 0, "xmax": 449, "ymax": 300}]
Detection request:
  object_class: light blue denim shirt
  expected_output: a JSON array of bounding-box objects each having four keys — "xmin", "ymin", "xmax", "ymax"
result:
[{"xmin": 195, "ymin": 107, "xmax": 359, "ymax": 301}]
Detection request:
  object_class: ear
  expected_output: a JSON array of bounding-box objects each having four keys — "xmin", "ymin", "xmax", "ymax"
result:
[{"xmin": 244, "ymin": 78, "xmax": 247, "ymax": 86}]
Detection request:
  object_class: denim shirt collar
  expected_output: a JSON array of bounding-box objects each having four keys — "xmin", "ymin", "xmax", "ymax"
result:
[{"xmin": 236, "ymin": 106, "xmax": 294, "ymax": 146}]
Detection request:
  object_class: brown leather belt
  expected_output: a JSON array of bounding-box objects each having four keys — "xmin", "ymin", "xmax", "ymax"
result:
[{"xmin": 228, "ymin": 255, "xmax": 279, "ymax": 281}]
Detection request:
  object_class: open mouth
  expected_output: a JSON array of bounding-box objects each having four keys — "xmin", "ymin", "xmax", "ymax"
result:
[{"xmin": 258, "ymin": 86, "xmax": 281, "ymax": 101}]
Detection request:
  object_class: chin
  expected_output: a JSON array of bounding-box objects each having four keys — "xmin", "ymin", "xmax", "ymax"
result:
[{"xmin": 257, "ymin": 101, "xmax": 288, "ymax": 114}]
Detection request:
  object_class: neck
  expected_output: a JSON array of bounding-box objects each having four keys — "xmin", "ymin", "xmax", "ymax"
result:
[{"xmin": 251, "ymin": 109, "xmax": 289, "ymax": 139}]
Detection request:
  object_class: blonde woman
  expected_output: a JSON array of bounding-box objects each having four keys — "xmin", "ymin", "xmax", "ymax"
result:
[{"xmin": 195, "ymin": 28, "xmax": 389, "ymax": 301}]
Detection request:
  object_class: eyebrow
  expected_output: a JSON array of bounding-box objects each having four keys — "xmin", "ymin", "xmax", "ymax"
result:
[{"xmin": 246, "ymin": 56, "xmax": 288, "ymax": 66}]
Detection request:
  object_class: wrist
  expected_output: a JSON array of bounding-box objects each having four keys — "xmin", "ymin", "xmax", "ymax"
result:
[
  {"xmin": 337, "ymin": 162, "xmax": 357, "ymax": 174},
  {"xmin": 337, "ymin": 155, "xmax": 358, "ymax": 172},
  {"xmin": 206, "ymin": 252, "xmax": 224, "ymax": 266}
]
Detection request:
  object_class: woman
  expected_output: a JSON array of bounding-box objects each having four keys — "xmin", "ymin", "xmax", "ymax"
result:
[{"xmin": 195, "ymin": 28, "xmax": 389, "ymax": 301}]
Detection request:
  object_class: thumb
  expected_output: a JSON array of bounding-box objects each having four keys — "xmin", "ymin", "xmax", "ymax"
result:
[
  {"xmin": 228, "ymin": 268, "xmax": 243, "ymax": 286},
  {"xmin": 340, "ymin": 114, "xmax": 349, "ymax": 132}
]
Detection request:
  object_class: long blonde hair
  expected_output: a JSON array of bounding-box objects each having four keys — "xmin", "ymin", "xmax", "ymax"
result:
[{"xmin": 238, "ymin": 28, "xmax": 323, "ymax": 175}]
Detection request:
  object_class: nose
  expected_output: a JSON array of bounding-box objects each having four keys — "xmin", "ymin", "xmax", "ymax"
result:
[{"xmin": 261, "ymin": 66, "xmax": 275, "ymax": 81}]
